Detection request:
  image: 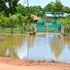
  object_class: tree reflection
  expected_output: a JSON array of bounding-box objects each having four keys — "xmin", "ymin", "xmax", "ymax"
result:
[
  {"xmin": 28, "ymin": 35, "xmax": 35, "ymax": 47},
  {"xmin": 27, "ymin": 35, "xmax": 35, "ymax": 59},
  {"xmin": 64, "ymin": 37, "xmax": 70, "ymax": 46},
  {"xmin": 50, "ymin": 34, "xmax": 64, "ymax": 60},
  {"xmin": 0, "ymin": 34, "xmax": 25, "ymax": 58}
]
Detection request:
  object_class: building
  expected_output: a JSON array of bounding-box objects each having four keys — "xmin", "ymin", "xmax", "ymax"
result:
[
  {"xmin": 32, "ymin": 15, "xmax": 40, "ymax": 33},
  {"xmin": 33, "ymin": 15, "xmax": 40, "ymax": 24},
  {"xmin": 44, "ymin": 12, "xmax": 70, "ymax": 23},
  {"xmin": 32, "ymin": 15, "xmax": 46, "ymax": 32}
]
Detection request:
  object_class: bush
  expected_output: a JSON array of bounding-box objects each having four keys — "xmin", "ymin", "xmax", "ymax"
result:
[{"xmin": 59, "ymin": 16, "xmax": 70, "ymax": 35}]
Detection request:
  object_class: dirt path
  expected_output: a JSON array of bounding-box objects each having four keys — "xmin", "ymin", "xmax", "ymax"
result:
[
  {"xmin": 0, "ymin": 63, "xmax": 70, "ymax": 70},
  {"xmin": 0, "ymin": 57, "xmax": 70, "ymax": 70}
]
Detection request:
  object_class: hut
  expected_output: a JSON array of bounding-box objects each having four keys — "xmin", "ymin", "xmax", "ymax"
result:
[
  {"xmin": 29, "ymin": 15, "xmax": 40, "ymax": 34},
  {"xmin": 33, "ymin": 15, "xmax": 40, "ymax": 24},
  {"xmin": 32, "ymin": 15, "xmax": 40, "ymax": 33},
  {"xmin": 44, "ymin": 12, "xmax": 69, "ymax": 23}
]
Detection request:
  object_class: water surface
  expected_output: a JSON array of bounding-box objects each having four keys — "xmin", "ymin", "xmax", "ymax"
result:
[{"xmin": 0, "ymin": 33, "xmax": 70, "ymax": 63}]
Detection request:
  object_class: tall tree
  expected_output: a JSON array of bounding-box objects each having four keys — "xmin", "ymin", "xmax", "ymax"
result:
[
  {"xmin": 30, "ymin": 6, "xmax": 43, "ymax": 17},
  {"xmin": 52, "ymin": 0, "xmax": 63, "ymax": 13},
  {"xmin": 43, "ymin": 2, "xmax": 53, "ymax": 12},
  {"xmin": 0, "ymin": 0, "xmax": 5, "ymax": 12},
  {"xmin": 63, "ymin": 7, "xmax": 70, "ymax": 13},
  {"xmin": 0, "ymin": 0, "xmax": 19, "ymax": 16}
]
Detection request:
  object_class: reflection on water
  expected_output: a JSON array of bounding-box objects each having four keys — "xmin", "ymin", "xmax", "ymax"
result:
[
  {"xmin": 0, "ymin": 34, "xmax": 27, "ymax": 58},
  {"xmin": 50, "ymin": 35, "xmax": 64, "ymax": 60},
  {"xmin": 0, "ymin": 34, "xmax": 70, "ymax": 63}
]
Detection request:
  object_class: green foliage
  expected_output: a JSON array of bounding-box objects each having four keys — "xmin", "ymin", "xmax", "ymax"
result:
[
  {"xmin": 37, "ymin": 19, "xmax": 44, "ymax": 25},
  {"xmin": 59, "ymin": 16, "xmax": 70, "ymax": 35},
  {"xmin": 16, "ymin": 5, "xmax": 31, "ymax": 16},
  {"xmin": 63, "ymin": 7, "xmax": 70, "ymax": 13},
  {"xmin": 16, "ymin": 14, "xmax": 24, "ymax": 24},
  {"xmin": 0, "ymin": 13, "xmax": 8, "ymax": 26},
  {"xmin": 16, "ymin": 5, "xmax": 43, "ymax": 17},
  {"xmin": 52, "ymin": 20, "xmax": 60, "ymax": 25},
  {"xmin": 30, "ymin": 6, "xmax": 43, "ymax": 17},
  {"xmin": 60, "ymin": 16, "xmax": 70, "ymax": 26},
  {"xmin": 52, "ymin": 20, "xmax": 57, "ymax": 25},
  {"xmin": 8, "ymin": 15, "xmax": 18, "ymax": 26},
  {"xmin": 16, "ymin": 4, "xmax": 25, "ymax": 15},
  {"xmin": 0, "ymin": 0, "xmax": 19, "ymax": 16},
  {"xmin": 52, "ymin": 0, "xmax": 63, "ymax": 13},
  {"xmin": 43, "ymin": 0, "xmax": 68, "ymax": 14},
  {"xmin": 0, "ymin": 0, "xmax": 70, "ymax": 34},
  {"xmin": 0, "ymin": 0, "xmax": 5, "ymax": 12},
  {"xmin": 43, "ymin": 2, "xmax": 53, "ymax": 12}
]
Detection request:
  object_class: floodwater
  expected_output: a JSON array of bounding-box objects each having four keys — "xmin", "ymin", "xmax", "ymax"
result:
[{"xmin": 0, "ymin": 33, "xmax": 70, "ymax": 63}]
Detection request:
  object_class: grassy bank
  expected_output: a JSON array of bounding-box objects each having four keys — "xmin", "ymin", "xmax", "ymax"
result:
[{"xmin": 0, "ymin": 27, "xmax": 29, "ymax": 34}]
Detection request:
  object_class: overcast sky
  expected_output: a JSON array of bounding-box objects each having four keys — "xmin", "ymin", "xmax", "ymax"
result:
[{"xmin": 18, "ymin": 0, "xmax": 70, "ymax": 8}]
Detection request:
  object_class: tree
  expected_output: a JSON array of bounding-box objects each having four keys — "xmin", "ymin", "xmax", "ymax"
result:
[
  {"xmin": 0, "ymin": 13, "xmax": 8, "ymax": 27},
  {"xmin": 24, "ymin": 14, "xmax": 34, "ymax": 32},
  {"xmin": 30, "ymin": 6, "xmax": 43, "ymax": 17},
  {"xmin": 43, "ymin": 2, "xmax": 53, "ymax": 12},
  {"xmin": 0, "ymin": 0, "xmax": 5, "ymax": 12},
  {"xmin": 8, "ymin": 15, "xmax": 18, "ymax": 33},
  {"xmin": 16, "ymin": 4, "xmax": 25, "ymax": 15},
  {"xmin": 16, "ymin": 14, "xmax": 25, "ymax": 33},
  {"xmin": 52, "ymin": 0, "xmax": 63, "ymax": 13},
  {"xmin": 59, "ymin": 16, "xmax": 70, "ymax": 35},
  {"xmin": 16, "ymin": 4, "xmax": 31, "ymax": 16},
  {"xmin": 0, "ymin": 0, "xmax": 19, "ymax": 16},
  {"xmin": 63, "ymin": 7, "xmax": 70, "ymax": 13}
]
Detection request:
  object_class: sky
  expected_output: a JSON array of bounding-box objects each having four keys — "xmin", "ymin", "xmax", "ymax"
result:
[{"xmin": 18, "ymin": 0, "xmax": 70, "ymax": 8}]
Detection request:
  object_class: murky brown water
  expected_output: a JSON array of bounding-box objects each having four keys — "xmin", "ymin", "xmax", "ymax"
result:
[{"xmin": 0, "ymin": 33, "xmax": 70, "ymax": 63}]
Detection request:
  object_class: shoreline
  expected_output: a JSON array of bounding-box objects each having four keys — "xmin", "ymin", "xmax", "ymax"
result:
[
  {"xmin": 0, "ymin": 57, "xmax": 70, "ymax": 70},
  {"xmin": 0, "ymin": 57, "xmax": 70, "ymax": 66}
]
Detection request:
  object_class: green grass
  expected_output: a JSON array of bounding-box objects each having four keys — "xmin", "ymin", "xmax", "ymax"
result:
[{"xmin": 0, "ymin": 27, "xmax": 28, "ymax": 34}]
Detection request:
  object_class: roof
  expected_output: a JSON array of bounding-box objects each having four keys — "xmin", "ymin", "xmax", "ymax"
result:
[
  {"xmin": 45, "ymin": 12, "xmax": 70, "ymax": 17},
  {"xmin": 33, "ymin": 15, "xmax": 40, "ymax": 20}
]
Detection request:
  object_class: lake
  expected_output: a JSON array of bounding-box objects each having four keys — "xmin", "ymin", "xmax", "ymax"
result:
[{"xmin": 0, "ymin": 33, "xmax": 70, "ymax": 63}]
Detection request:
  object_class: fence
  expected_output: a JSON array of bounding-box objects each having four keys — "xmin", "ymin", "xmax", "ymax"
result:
[
  {"xmin": 36, "ymin": 24, "xmax": 46, "ymax": 32},
  {"xmin": 36, "ymin": 24, "xmax": 61, "ymax": 32},
  {"xmin": 47, "ymin": 24, "xmax": 61, "ymax": 32}
]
